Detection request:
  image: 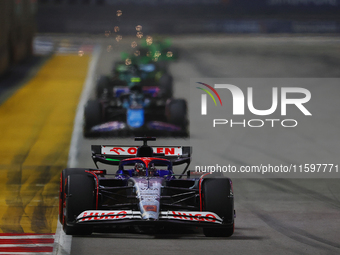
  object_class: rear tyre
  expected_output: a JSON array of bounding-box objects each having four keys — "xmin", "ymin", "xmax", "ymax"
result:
[
  {"xmin": 167, "ymin": 99, "xmax": 187, "ymax": 127},
  {"xmin": 83, "ymin": 99, "xmax": 102, "ymax": 137},
  {"xmin": 96, "ymin": 75, "xmax": 112, "ymax": 98},
  {"xmin": 159, "ymin": 73, "xmax": 173, "ymax": 98},
  {"xmin": 63, "ymin": 174, "xmax": 95, "ymax": 235},
  {"xmin": 202, "ymin": 178, "xmax": 234, "ymax": 237}
]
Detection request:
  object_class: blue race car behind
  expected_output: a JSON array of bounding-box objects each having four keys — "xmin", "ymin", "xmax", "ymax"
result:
[{"xmin": 83, "ymin": 86, "xmax": 188, "ymax": 137}]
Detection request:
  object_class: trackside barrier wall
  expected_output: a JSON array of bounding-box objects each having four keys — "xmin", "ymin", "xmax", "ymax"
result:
[{"xmin": 37, "ymin": 0, "xmax": 340, "ymax": 34}]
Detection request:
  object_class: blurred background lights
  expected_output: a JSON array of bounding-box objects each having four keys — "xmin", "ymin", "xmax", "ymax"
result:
[
  {"xmin": 125, "ymin": 58, "xmax": 131, "ymax": 65},
  {"xmin": 107, "ymin": 45, "xmax": 112, "ymax": 52},
  {"xmin": 146, "ymin": 36, "xmax": 153, "ymax": 45},
  {"xmin": 116, "ymin": 10, "xmax": 122, "ymax": 17},
  {"xmin": 116, "ymin": 35, "xmax": 122, "ymax": 42},
  {"xmin": 131, "ymin": 41, "xmax": 137, "ymax": 48},
  {"xmin": 136, "ymin": 32, "xmax": 143, "ymax": 38},
  {"xmin": 105, "ymin": 31, "xmax": 111, "ymax": 37},
  {"xmin": 134, "ymin": 50, "xmax": 140, "ymax": 56},
  {"xmin": 166, "ymin": 51, "xmax": 173, "ymax": 58},
  {"xmin": 154, "ymin": 51, "xmax": 161, "ymax": 58},
  {"xmin": 136, "ymin": 25, "xmax": 142, "ymax": 31},
  {"xmin": 78, "ymin": 50, "xmax": 84, "ymax": 57},
  {"xmin": 114, "ymin": 26, "xmax": 119, "ymax": 32}
]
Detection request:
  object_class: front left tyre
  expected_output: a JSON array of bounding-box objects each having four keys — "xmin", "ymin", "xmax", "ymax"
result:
[{"xmin": 63, "ymin": 173, "xmax": 95, "ymax": 235}]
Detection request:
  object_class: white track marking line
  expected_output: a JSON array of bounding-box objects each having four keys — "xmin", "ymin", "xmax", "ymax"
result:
[
  {"xmin": 53, "ymin": 44, "xmax": 101, "ymax": 255},
  {"xmin": 0, "ymin": 253, "xmax": 53, "ymax": 255},
  {"xmin": 0, "ymin": 235, "xmax": 54, "ymax": 239},
  {"xmin": 0, "ymin": 244, "xmax": 54, "ymax": 247}
]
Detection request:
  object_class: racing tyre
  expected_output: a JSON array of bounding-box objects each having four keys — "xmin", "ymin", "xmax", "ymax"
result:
[
  {"xmin": 167, "ymin": 99, "xmax": 187, "ymax": 127},
  {"xmin": 96, "ymin": 75, "xmax": 111, "ymax": 98},
  {"xmin": 59, "ymin": 168, "xmax": 89, "ymax": 224},
  {"xmin": 202, "ymin": 178, "xmax": 234, "ymax": 237},
  {"xmin": 84, "ymin": 99, "xmax": 102, "ymax": 137},
  {"xmin": 159, "ymin": 73, "xmax": 173, "ymax": 98},
  {"xmin": 166, "ymin": 47, "xmax": 179, "ymax": 61},
  {"xmin": 63, "ymin": 173, "xmax": 95, "ymax": 235}
]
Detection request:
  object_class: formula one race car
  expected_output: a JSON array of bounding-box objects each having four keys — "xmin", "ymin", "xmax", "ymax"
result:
[
  {"xmin": 59, "ymin": 137, "xmax": 235, "ymax": 237},
  {"xmin": 96, "ymin": 62, "xmax": 173, "ymax": 100},
  {"xmin": 83, "ymin": 86, "xmax": 188, "ymax": 137}
]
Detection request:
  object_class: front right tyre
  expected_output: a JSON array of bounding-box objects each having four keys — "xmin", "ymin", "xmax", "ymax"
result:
[{"xmin": 202, "ymin": 177, "xmax": 234, "ymax": 237}]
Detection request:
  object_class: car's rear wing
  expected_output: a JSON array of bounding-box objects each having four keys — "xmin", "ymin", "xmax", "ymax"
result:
[{"xmin": 91, "ymin": 145, "xmax": 192, "ymax": 167}]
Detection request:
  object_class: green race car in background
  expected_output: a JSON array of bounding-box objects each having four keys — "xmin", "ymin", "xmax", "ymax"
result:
[
  {"xmin": 96, "ymin": 62, "xmax": 173, "ymax": 100},
  {"xmin": 96, "ymin": 36, "xmax": 179, "ymax": 100}
]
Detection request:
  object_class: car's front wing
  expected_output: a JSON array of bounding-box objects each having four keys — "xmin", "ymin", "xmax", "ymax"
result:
[{"xmin": 75, "ymin": 210, "xmax": 223, "ymax": 226}]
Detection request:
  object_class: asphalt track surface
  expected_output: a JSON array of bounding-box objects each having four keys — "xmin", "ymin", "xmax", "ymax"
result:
[{"xmin": 65, "ymin": 35, "xmax": 340, "ymax": 255}]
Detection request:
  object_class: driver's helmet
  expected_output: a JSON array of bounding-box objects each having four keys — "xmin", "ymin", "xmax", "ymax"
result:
[
  {"xmin": 135, "ymin": 163, "xmax": 146, "ymax": 176},
  {"xmin": 148, "ymin": 163, "xmax": 157, "ymax": 176}
]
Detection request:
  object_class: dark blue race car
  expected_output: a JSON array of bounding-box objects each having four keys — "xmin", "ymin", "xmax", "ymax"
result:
[
  {"xmin": 83, "ymin": 86, "xmax": 188, "ymax": 137},
  {"xmin": 59, "ymin": 137, "xmax": 235, "ymax": 237}
]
